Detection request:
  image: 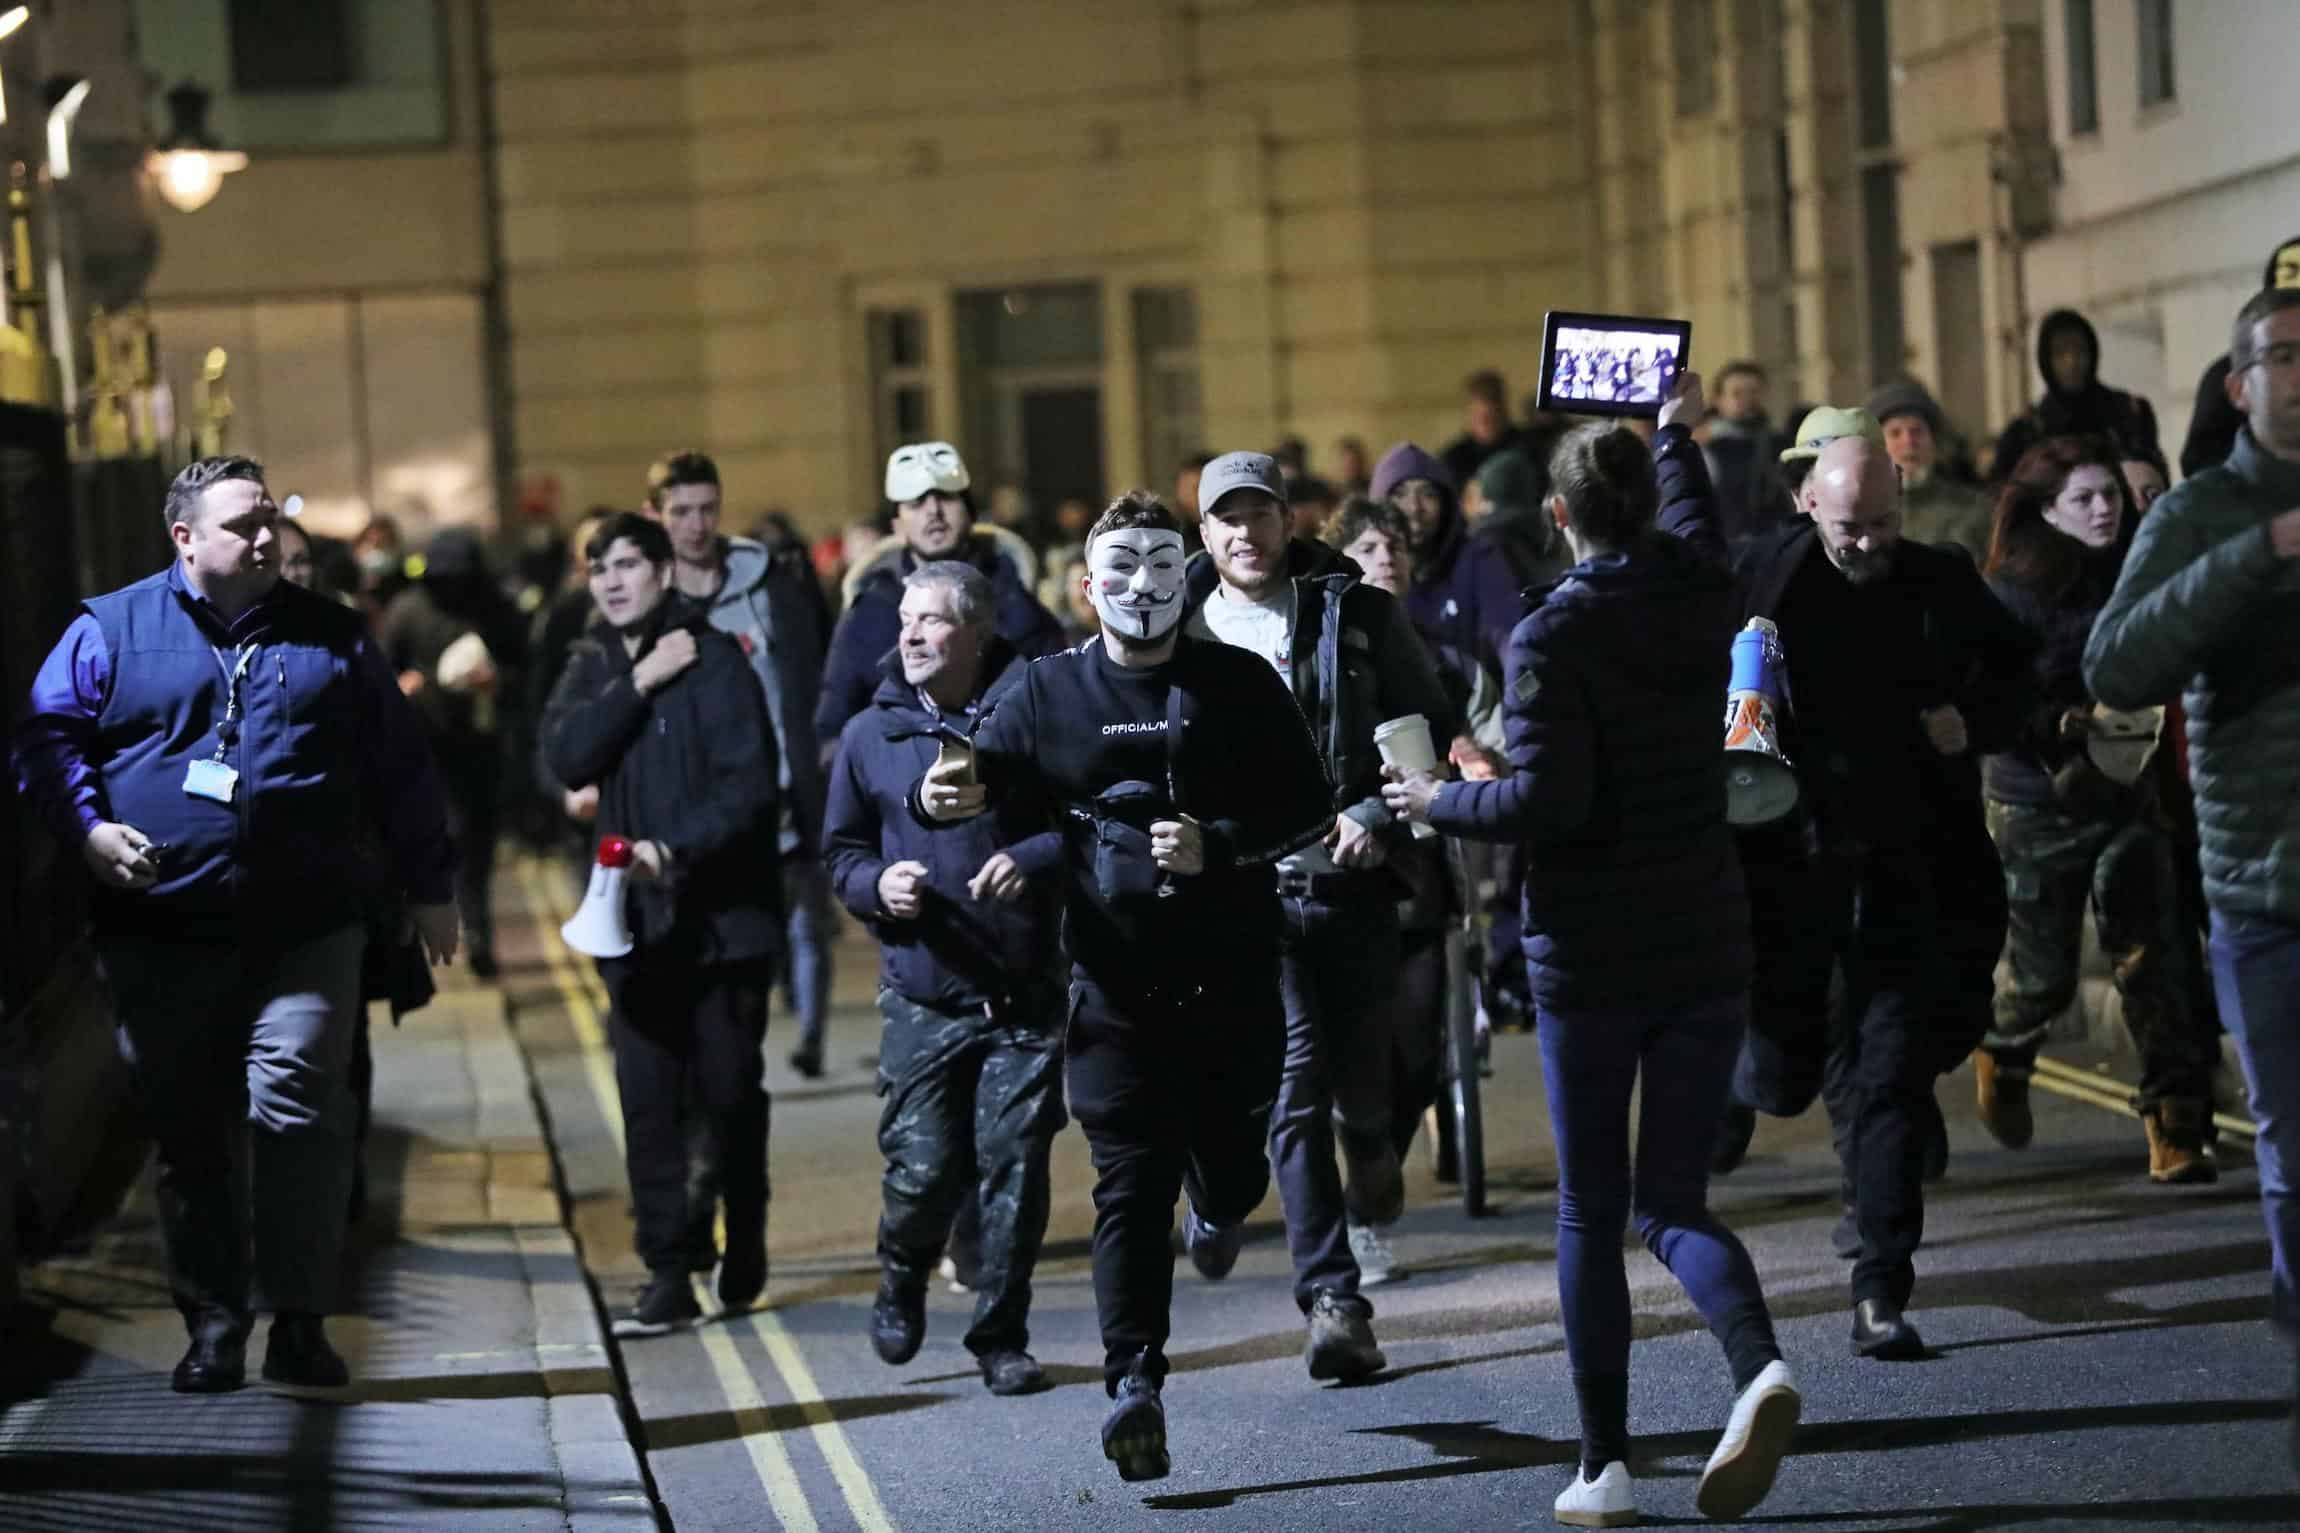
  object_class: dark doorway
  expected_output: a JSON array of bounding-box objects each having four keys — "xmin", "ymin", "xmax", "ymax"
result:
[{"xmin": 1020, "ymin": 387, "xmax": 1104, "ymax": 549}]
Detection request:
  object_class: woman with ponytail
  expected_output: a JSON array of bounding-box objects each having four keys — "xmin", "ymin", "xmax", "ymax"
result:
[{"xmin": 1385, "ymin": 375, "xmax": 1797, "ymax": 1527}]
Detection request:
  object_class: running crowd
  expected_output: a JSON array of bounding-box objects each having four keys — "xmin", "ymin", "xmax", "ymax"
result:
[{"xmin": 14, "ymin": 242, "xmax": 2300, "ymax": 1527}]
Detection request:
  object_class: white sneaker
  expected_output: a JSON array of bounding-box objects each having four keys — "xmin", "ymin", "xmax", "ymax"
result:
[
  {"xmin": 1554, "ymin": 1460, "xmax": 1634, "ymax": 1527},
  {"xmin": 1696, "ymin": 1359, "xmax": 1800, "ymax": 1520},
  {"xmin": 1348, "ymin": 1221, "xmax": 1404, "ymax": 1286}
]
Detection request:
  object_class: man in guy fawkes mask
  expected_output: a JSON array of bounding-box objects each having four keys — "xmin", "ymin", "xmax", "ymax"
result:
[{"xmin": 917, "ymin": 492, "xmax": 1332, "ymax": 1484}]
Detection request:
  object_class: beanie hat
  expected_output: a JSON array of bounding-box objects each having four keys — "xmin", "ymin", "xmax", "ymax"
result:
[
  {"xmin": 1473, "ymin": 446, "xmax": 1544, "ymax": 514},
  {"xmin": 1863, "ymin": 378, "xmax": 1946, "ymax": 437},
  {"xmin": 1368, "ymin": 442, "xmax": 1455, "ymax": 505}
]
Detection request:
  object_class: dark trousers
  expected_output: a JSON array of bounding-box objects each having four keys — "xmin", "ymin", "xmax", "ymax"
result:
[
  {"xmin": 1735, "ymin": 841, "xmax": 1948, "ymax": 1308},
  {"xmin": 1541, "ymin": 993, "xmax": 1779, "ymax": 1380},
  {"xmin": 2209, "ymin": 910, "xmax": 2300, "ymax": 1337},
  {"xmin": 599, "ymin": 953, "xmax": 773, "ymax": 1274},
  {"xmin": 101, "ymin": 924, "xmax": 366, "ymax": 1333},
  {"xmin": 1065, "ymin": 970, "xmax": 1284, "ymax": 1393},
  {"xmin": 440, "ymin": 755, "xmax": 501, "ymax": 960},
  {"xmin": 1389, "ymin": 926, "xmax": 1449, "ymax": 1163},
  {"xmin": 874, "ymin": 987, "xmax": 1065, "ymax": 1355},
  {"xmin": 1987, "ymin": 799, "xmax": 2218, "ymax": 1105},
  {"xmin": 1272, "ymin": 892, "xmax": 1402, "ymax": 1310},
  {"xmin": 783, "ymin": 861, "xmax": 836, "ymax": 1054}
]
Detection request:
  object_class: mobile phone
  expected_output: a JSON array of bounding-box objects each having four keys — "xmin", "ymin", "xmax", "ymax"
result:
[
  {"xmin": 935, "ymin": 737, "xmax": 977, "ymax": 786},
  {"xmin": 1536, "ymin": 310, "xmax": 1694, "ymax": 419}
]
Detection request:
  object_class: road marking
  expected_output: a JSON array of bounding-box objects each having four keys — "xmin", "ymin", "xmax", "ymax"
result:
[
  {"xmin": 517, "ymin": 860, "xmax": 897, "ymax": 1533},
  {"xmin": 2029, "ymin": 1054, "xmax": 2258, "ymax": 1140}
]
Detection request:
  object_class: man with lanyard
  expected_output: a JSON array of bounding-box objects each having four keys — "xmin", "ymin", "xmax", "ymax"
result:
[
  {"xmin": 1180, "ymin": 451, "xmax": 1454, "ymax": 1381},
  {"xmin": 916, "ymin": 491, "xmax": 1332, "ymax": 1481},
  {"xmin": 15, "ymin": 456, "xmax": 458, "ymax": 1394}
]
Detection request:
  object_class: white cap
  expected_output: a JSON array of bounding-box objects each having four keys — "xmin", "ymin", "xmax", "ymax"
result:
[{"xmin": 885, "ymin": 441, "xmax": 971, "ymax": 503}]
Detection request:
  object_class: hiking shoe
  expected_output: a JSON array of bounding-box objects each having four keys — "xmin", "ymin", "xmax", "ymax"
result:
[
  {"xmin": 869, "ymin": 1274, "xmax": 926, "ymax": 1364},
  {"xmin": 1101, "ymin": 1371, "xmax": 1169, "ymax": 1481},
  {"xmin": 613, "ymin": 1271, "xmax": 701, "ymax": 1339},
  {"xmin": 1712, "ymin": 1104, "xmax": 1757, "ymax": 1176},
  {"xmin": 1554, "ymin": 1460, "xmax": 1634, "ymax": 1527},
  {"xmin": 1348, "ymin": 1221, "xmax": 1404, "ymax": 1286},
  {"xmin": 262, "ymin": 1313, "xmax": 350, "ymax": 1392},
  {"xmin": 1304, "ymin": 1289, "xmax": 1385, "ymax": 1383},
  {"xmin": 1183, "ymin": 1199, "xmax": 1243, "ymax": 1281},
  {"xmin": 1974, "ymin": 1051, "xmax": 2034, "ymax": 1149},
  {"xmin": 979, "ymin": 1349, "xmax": 1049, "ymax": 1396},
  {"xmin": 1697, "ymin": 1359, "xmax": 1800, "ymax": 1519}
]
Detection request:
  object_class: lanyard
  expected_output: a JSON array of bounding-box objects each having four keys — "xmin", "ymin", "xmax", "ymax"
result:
[{"xmin": 210, "ymin": 643, "xmax": 257, "ymax": 760}]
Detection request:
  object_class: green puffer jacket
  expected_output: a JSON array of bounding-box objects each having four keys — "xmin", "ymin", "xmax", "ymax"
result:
[{"xmin": 2083, "ymin": 430, "xmax": 2300, "ymax": 922}]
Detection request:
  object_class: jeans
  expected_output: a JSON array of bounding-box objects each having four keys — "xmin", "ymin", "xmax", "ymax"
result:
[
  {"xmin": 1064, "ymin": 970, "xmax": 1284, "ymax": 1392},
  {"xmin": 599, "ymin": 954, "xmax": 774, "ymax": 1274},
  {"xmin": 1737, "ymin": 840, "xmax": 1949, "ymax": 1308},
  {"xmin": 101, "ymin": 924, "xmax": 366, "ymax": 1331},
  {"xmin": 874, "ymin": 988, "xmax": 1065, "ymax": 1356},
  {"xmin": 1541, "ymin": 993, "xmax": 1779, "ymax": 1383},
  {"xmin": 1271, "ymin": 892, "xmax": 1402, "ymax": 1310},
  {"xmin": 2208, "ymin": 909, "xmax": 2300, "ymax": 1337},
  {"xmin": 782, "ymin": 859, "xmax": 835, "ymax": 1055}
]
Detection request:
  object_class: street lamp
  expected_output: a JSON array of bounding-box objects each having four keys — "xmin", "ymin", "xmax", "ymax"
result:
[{"xmin": 147, "ymin": 83, "xmax": 246, "ymax": 214}]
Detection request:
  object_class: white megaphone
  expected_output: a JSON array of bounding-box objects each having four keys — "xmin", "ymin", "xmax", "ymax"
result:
[{"xmin": 562, "ymin": 835, "xmax": 636, "ymax": 958}]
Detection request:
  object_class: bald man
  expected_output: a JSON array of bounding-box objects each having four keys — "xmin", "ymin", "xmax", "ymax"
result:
[{"xmin": 1717, "ymin": 432, "xmax": 2032, "ymax": 1359}]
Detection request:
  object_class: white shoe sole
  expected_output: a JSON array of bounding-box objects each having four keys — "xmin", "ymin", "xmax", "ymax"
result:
[
  {"xmin": 1554, "ymin": 1508, "xmax": 1636, "ymax": 1529},
  {"xmin": 1697, "ymin": 1372, "xmax": 1800, "ymax": 1520}
]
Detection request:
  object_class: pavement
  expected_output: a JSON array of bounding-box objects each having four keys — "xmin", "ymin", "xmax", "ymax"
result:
[
  {"xmin": 7, "ymin": 860, "xmax": 2299, "ymax": 1532},
  {"xmin": 0, "ymin": 974, "xmax": 655, "ymax": 1531}
]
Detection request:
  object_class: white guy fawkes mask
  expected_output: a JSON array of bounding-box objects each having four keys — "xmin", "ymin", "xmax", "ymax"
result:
[{"xmin": 1086, "ymin": 527, "xmax": 1187, "ymax": 642}]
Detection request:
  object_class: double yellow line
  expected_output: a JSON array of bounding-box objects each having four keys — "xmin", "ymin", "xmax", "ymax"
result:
[
  {"xmin": 2028, "ymin": 1053, "xmax": 2258, "ymax": 1141},
  {"xmin": 517, "ymin": 862, "xmax": 897, "ymax": 1533}
]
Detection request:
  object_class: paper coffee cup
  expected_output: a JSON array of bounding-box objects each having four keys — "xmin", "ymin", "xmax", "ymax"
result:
[{"xmin": 1374, "ymin": 713, "xmax": 1439, "ymax": 838}]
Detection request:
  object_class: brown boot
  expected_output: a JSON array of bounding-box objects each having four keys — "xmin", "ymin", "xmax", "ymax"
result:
[
  {"xmin": 2145, "ymin": 1099, "xmax": 2219, "ymax": 1185},
  {"xmin": 1973, "ymin": 1051, "xmax": 2034, "ymax": 1149}
]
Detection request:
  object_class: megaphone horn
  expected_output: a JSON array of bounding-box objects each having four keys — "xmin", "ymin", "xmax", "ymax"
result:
[
  {"xmin": 562, "ymin": 834, "xmax": 636, "ymax": 958},
  {"xmin": 1723, "ymin": 618, "xmax": 1801, "ymax": 828}
]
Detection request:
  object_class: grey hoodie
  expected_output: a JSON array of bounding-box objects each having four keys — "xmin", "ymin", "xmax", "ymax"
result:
[{"xmin": 689, "ymin": 535, "xmax": 831, "ymax": 853}]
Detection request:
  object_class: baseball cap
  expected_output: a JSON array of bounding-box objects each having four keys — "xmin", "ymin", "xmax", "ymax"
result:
[
  {"xmin": 1779, "ymin": 407, "xmax": 1886, "ymax": 463},
  {"xmin": 885, "ymin": 441, "xmax": 971, "ymax": 502},
  {"xmin": 1197, "ymin": 451, "xmax": 1286, "ymax": 518}
]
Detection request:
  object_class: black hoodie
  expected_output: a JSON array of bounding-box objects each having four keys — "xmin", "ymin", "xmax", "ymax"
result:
[
  {"xmin": 2179, "ymin": 235, "xmax": 2300, "ymax": 477},
  {"xmin": 1989, "ymin": 309, "xmax": 2163, "ymax": 482}
]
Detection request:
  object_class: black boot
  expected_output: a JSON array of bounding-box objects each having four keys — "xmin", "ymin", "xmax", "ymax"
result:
[
  {"xmin": 719, "ymin": 1217, "xmax": 767, "ymax": 1312},
  {"xmin": 1850, "ymin": 1299, "xmax": 1924, "ymax": 1361},
  {"xmin": 869, "ymin": 1273, "xmax": 926, "ymax": 1364},
  {"xmin": 263, "ymin": 1312, "xmax": 350, "ymax": 1391},
  {"xmin": 979, "ymin": 1349, "xmax": 1049, "ymax": 1396}
]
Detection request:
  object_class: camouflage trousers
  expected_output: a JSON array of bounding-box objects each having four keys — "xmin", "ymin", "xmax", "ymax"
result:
[
  {"xmin": 1985, "ymin": 799, "xmax": 2219, "ymax": 1106},
  {"xmin": 875, "ymin": 987, "xmax": 1067, "ymax": 1357}
]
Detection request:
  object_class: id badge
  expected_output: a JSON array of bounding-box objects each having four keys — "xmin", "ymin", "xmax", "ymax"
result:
[{"xmin": 183, "ymin": 758, "xmax": 239, "ymax": 803}]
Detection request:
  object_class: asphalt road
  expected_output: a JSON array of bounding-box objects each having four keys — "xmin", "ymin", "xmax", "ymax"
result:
[{"xmin": 500, "ymin": 865, "xmax": 2300, "ymax": 1533}]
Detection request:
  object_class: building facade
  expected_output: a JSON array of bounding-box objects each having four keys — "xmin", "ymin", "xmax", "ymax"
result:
[{"xmin": 91, "ymin": 0, "xmax": 2298, "ymax": 539}]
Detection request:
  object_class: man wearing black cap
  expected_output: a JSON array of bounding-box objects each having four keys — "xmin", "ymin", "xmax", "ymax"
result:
[
  {"xmin": 1866, "ymin": 380, "xmax": 1994, "ymax": 563},
  {"xmin": 916, "ymin": 490, "xmax": 1331, "ymax": 1481},
  {"xmin": 1183, "ymin": 451, "xmax": 1454, "ymax": 1380}
]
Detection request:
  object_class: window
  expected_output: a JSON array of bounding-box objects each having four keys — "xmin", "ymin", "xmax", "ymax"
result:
[
  {"xmin": 2064, "ymin": 0, "xmax": 2099, "ymax": 134},
  {"xmin": 228, "ymin": 0, "xmax": 353, "ymax": 91},
  {"xmin": 1133, "ymin": 289, "xmax": 1203, "ymax": 488},
  {"xmin": 867, "ymin": 308, "xmax": 934, "ymax": 474},
  {"xmin": 1673, "ymin": 0, "xmax": 1717, "ymax": 118},
  {"xmin": 1852, "ymin": 0, "xmax": 1893, "ymax": 149},
  {"xmin": 1861, "ymin": 165, "xmax": 1906, "ymax": 379},
  {"xmin": 2136, "ymin": 0, "xmax": 2175, "ymax": 108}
]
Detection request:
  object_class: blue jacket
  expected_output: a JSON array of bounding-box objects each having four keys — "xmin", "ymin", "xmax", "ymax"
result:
[
  {"xmin": 820, "ymin": 646, "xmax": 1062, "ymax": 1009},
  {"xmin": 1407, "ymin": 492, "xmax": 1535, "ymax": 676},
  {"xmin": 1426, "ymin": 425, "xmax": 1751, "ymax": 1011},
  {"xmin": 15, "ymin": 563, "xmax": 455, "ymax": 943},
  {"xmin": 814, "ymin": 532, "xmax": 1066, "ymax": 752}
]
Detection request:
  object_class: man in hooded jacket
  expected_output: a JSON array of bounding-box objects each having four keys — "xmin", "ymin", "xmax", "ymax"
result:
[
  {"xmin": 1370, "ymin": 442, "xmax": 1532, "ymax": 676},
  {"xmin": 1991, "ymin": 309, "xmax": 2164, "ymax": 482},
  {"xmin": 824, "ymin": 560, "xmax": 1067, "ymax": 1399}
]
